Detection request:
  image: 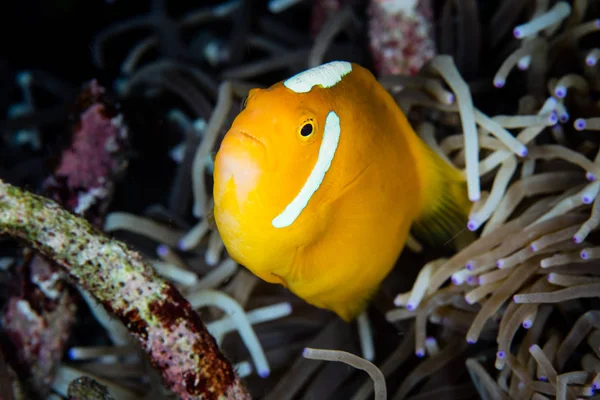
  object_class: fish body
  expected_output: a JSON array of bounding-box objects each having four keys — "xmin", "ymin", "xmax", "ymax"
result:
[{"xmin": 212, "ymin": 61, "xmax": 470, "ymax": 321}]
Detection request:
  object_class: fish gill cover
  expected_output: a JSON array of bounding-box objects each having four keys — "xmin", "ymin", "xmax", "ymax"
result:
[{"xmin": 0, "ymin": 0, "xmax": 600, "ymax": 399}]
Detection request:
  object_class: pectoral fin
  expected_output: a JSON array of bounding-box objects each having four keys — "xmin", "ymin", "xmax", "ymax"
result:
[{"xmin": 206, "ymin": 205, "xmax": 217, "ymax": 230}]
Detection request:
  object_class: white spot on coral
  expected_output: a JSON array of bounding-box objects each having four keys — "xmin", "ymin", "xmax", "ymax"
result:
[
  {"xmin": 110, "ymin": 114, "xmax": 124, "ymax": 128},
  {"xmin": 32, "ymin": 271, "xmax": 62, "ymax": 299},
  {"xmin": 16, "ymin": 299, "xmax": 39, "ymax": 321},
  {"xmin": 284, "ymin": 61, "xmax": 352, "ymax": 93},
  {"xmin": 45, "ymin": 232, "xmax": 66, "ymax": 251},
  {"xmin": 75, "ymin": 187, "xmax": 108, "ymax": 215},
  {"xmin": 272, "ymin": 111, "xmax": 341, "ymax": 228},
  {"xmin": 110, "ymin": 114, "xmax": 129, "ymax": 140},
  {"xmin": 104, "ymin": 135, "xmax": 119, "ymax": 152}
]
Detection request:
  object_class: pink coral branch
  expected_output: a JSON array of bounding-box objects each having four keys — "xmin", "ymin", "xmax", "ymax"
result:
[
  {"xmin": 367, "ymin": 0, "xmax": 436, "ymax": 75},
  {"xmin": 1, "ymin": 255, "xmax": 76, "ymax": 397}
]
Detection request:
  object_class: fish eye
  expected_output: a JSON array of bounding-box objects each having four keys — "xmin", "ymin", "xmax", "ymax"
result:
[
  {"xmin": 299, "ymin": 121, "xmax": 314, "ymax": 138},
  {"xmin": 240, "ymin": 96, "xmax": 248, "ymax": 111}
]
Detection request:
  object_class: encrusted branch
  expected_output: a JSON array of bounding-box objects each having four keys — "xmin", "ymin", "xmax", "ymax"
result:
[
  {"xmin": 1, "ymin": 79, "xmax": 126, "ymax": 397},
  {"xmin": 0, "ymin": 179, "xmax": 251, "ymax": 400},
  {"xmin": 67, "ymin": 376, "xmax": 115, "ymax": 400}
]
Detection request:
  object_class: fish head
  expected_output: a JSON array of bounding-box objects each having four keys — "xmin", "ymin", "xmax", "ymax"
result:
[
  {"xmin": 213, "ymin": 61, "xmax": 367, "ymax": 283},
  {"xmin": 213, "ymin": 81, "xmax": 340, "ymax": 261}
]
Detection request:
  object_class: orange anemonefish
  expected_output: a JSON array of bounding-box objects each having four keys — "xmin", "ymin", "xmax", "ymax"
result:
[{"xmin": 212, "ymin": 61, "xmax": 471, "ymax": 321}]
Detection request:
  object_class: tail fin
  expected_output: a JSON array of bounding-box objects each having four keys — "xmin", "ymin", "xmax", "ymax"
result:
[{"xmin": 411, "ymin": 140, "xmax": 473, "ymax": 248}]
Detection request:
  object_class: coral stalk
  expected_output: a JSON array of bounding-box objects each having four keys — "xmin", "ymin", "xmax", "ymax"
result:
[
  {"xmin": 1, "ymin": 79, "xmax": 128, "ymax": 397},
  {"xmin": 67, "ymin": 376, "xmax": 116, "ymax": 400},
  {"xmin": 0, "ymin": 179, "xmax": 250, "ymax": 400}
]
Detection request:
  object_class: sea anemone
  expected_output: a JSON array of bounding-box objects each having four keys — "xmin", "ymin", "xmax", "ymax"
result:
[{"xmin": 1, "ymin": 1, "xmax": 600, "ymax": 399}]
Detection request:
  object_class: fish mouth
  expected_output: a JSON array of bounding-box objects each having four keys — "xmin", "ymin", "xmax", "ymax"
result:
[{"xmin": 235, "ymin": 130, "xmax": 265, "ymax": 147}]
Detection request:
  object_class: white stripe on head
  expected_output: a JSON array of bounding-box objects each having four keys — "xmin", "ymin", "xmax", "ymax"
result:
[
  {"xmin": 284, "ymin": 61, "xmax": 352, "ymax": 93},
  {"xmin": 272, "ymin": 111, "xmax": 341, "ymax": 228}
]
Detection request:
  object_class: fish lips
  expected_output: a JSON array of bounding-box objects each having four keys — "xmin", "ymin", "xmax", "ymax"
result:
[
  {"xmin": 234, "ymin": 130, "xmax": 266, "ymax": 147},
  {"xmin": 214, "ymin": 130, "xmax": 267, "ymax": 201}
]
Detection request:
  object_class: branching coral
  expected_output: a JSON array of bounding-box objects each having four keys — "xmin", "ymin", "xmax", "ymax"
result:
[
  {"xmin": 0, "ymin": 80, "xmax": 129, "ymax": 398},
  {"xmin": 0, "ymin": 179, "xmax": 250, "ymax": 399}
]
